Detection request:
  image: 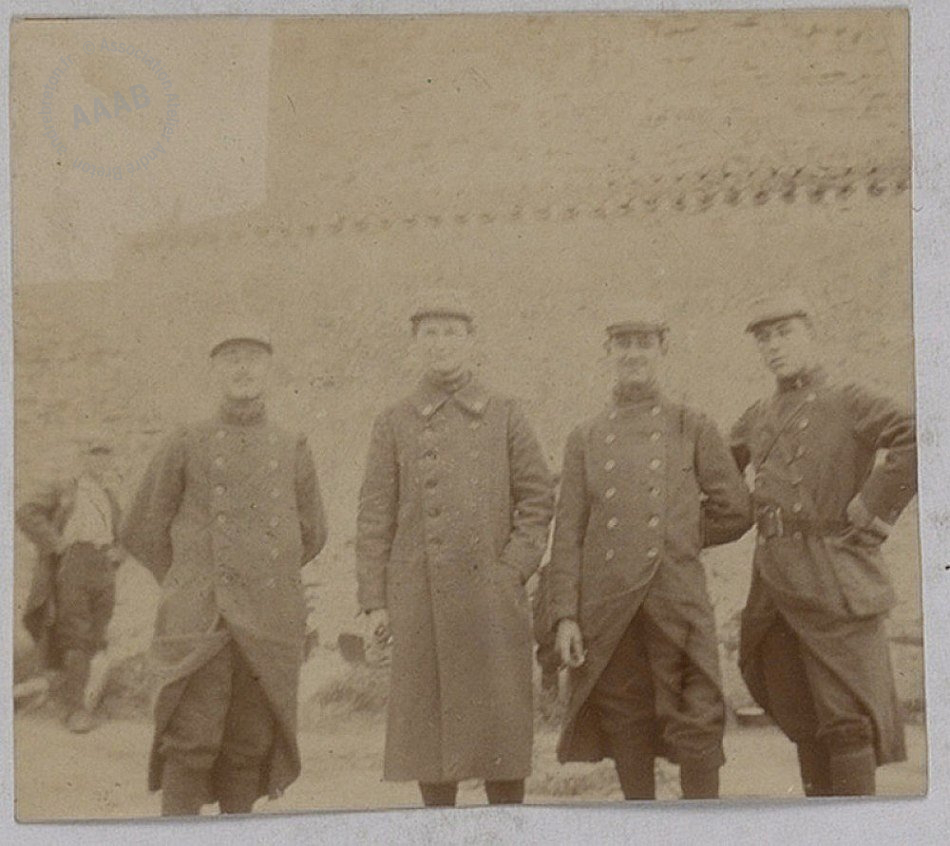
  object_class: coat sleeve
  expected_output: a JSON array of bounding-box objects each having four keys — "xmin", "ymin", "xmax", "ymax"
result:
[
  {"xmin": 295, "ymin": 435, "xmax": 328, "ymax": 565},
  {"xmin": 546, "ymin": 426, "xmax": 589, "ymax": 625},
  {"xmin": 842, "ymin": 384, "xmax": 917, "ymax": 533},
  {"xmin": 15, "ymin": 481, "xmax": 66, "ymax": 555},
  {"xmin": 119, "ymin": 429, "xmax": 187, "ymax": 584},
  {"xmin": 500, "ymin": 401, "xmax": 555, "ymax": 584},
  {"xmin": 728, "ymin": 402, "xmax": 758, "ymax": 474},
  {"xmin": 356, "ymin": 411, "xmax": 399, "ymax": 612},
  {"xmin": 695, "ymin": 414, "xmax": 754, "ymax": 547}
]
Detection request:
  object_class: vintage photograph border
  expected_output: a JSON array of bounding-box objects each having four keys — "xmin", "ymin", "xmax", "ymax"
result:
[{"xmin": 1, "ymin": 0, "xmax": 947, "ymax": 842}]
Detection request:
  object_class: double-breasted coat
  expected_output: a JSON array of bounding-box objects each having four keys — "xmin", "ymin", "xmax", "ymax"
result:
[
  {"xmin": 17, "ymin": 478, "xmax": 122, "ymax": 668},
  {"xmin": 356, "ymin": 375, "xmax": 554, "ymax": 782},
  {"xmin": 120, "ymin": 399, "xmax": 327, "ymax": 800},
  {"xmin": 730, "ymin": 368, "xmax": 917, "ymax": 764},
  {"xmin": 546, "ymin": 391, "xmax": 753, "ymax": 764}
]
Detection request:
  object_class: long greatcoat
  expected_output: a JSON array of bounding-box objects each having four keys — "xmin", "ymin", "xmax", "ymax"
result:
[
  {"xmin": 730, "ymin": 368, "xmax": 917, "ymax": 764},
  {"xmin": 545, "ymin": 392, "xmax": 753, "ymax": 764},
  {"xmin": 16, "ymin": 477, "xmax": 122, "ymax": 668},
  {"xmin": 356, "ymin": 375, "xmax": 554, "ymax": 782},
  {"xmin": 120, "ymin": 400, "xmax": 327, "ymax": 800}
]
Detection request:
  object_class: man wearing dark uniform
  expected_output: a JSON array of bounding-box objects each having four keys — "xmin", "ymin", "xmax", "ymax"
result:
[
  {"xmin": 730, "ymin": 291, "xmax": 917, "ymax": 797},
  {"xmin": 546, "ymin": 301, "xmax": 752, "ymax": 800},
  {"xmin": 121, "ymin": 319, "xmax": 327, "ymax": 815},
  {"xmin": 356, "ymin": 290, "xmax": 554, "ymax": 807}
]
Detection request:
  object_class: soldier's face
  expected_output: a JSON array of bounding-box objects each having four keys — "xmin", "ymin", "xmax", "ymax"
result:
[
  {"xmin": 413, "ymin": 316, "xmax": 474, "ymax": 377},
  {"xmin": 608, "ymin": 331, "xmax": 665, "ymax": 387},
  {"xmin": 211, "ymin": 341, "xmax": 272, "ymax": 401},
  {"xmin": 754, "ymin": 317, "xmax": 815, "ymax": 379}
]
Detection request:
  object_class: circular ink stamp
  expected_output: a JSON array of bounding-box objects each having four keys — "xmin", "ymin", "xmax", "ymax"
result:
[{"xmin": 38, "ymin": 37, "xmax": 180, "ymax": 180}]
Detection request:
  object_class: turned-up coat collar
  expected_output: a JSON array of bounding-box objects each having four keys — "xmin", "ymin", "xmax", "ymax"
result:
[{"xmin": 410, "ymin": 372, "xmax": 490, "ymax": 418}]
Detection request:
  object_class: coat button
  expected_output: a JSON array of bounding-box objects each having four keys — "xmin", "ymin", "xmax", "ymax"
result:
[
  {"xmin": 605, "ymin": 487, "xmax": 617, "ymax": 499},
  {"xmin": 798, "ymin": 418, "xmax": 809, "ymax": 430},
  {"xmin": 270, "ymin": 548, "xmax": 280, "ymax": 560},
  {"xmin": 604, "ymin": 459, "xmax": 616, "ymax": 471},
  {"xmin": 214, "ymin": 457, "xmax": 225, "ymax": 467},
  {"xmin": 424, "ymin": 449, "xmax": 438, "ymax": 460},
  {"xmin": 648, "ymin": 515, "xmax": 660, "ymax": 528},
  {"xmin": 605, "ymin": 549, "xmax": 615, "ymax": 561},
  {"xmin": 647, "ymin": 547, "xmax": 659, "ymax": 559},
  {"xmin": 650, "ymin": 431, "xmax": 661, "ymax": 442},
  {"xmin": 425, "ymin": 478, "xmax": 438, "ymax": 489},
  {"xmin": 649, "ymin": 458, "xmax": 662, "ymax": 470},
  {"xmin": 216, "ymin": 514, "xmax": 227, "ymax": 524},
  {"xmin": 215, "ymin": 430, "xmax": 226, "ymax": 439},
  {"xmin": 605, "ymin": 433, "xmax": 616, "ymax": 444},
  {"xmin": 607, "ymin": 517, "xmax": 619, "ymax": 530},
  {"xmin": 608, "ymin": 410, "xmax": 617, "ymax": 421},
  {"xmin": 427, "ymin": 507, "xmax": 441, "ymax": 518},
  {"xmin": 792, "ymin": 531, "xmax": 803, "ymax": 540},
  {"xmin": 270, "ymin": 488, "xmax": 280, "ymax": 499},
  {"xmin": 269, "ymin": 516, "xmax": 280, "ymax": 528},
  {"xmin": 650, "ymin": 487, "xmax": 661, "ymax": 498},
  {"xmin": 792, "ymin": 502, "xmax": 803, "ymax": 513},
  {"xmin": 806, "ymin": 392, "xmax": 817, "ymax": 403},
  {"xmin": 268, "ymin": 459, "xmax": 278, "ymax": 470},
  {"xmin": 796, "ymin": 445, "xmax": 806, "ymax": 457},
  {"xmin": 651, "ymin": 406, "xmax": 661, "ymax": 416},
  {"xmin": 470, "ymin": 421, "xmax": 480, "ymax": 430},
  {"xmin": 422, "ymin": 404, "xmax": 434, "ymax": 416},
  {"xmin": 214, "ymin": 485, "xmax": 225, "ymax": 495},
  {"xmin": 473, "ymin": 402, "xmax": 484, "ymax": 412}
]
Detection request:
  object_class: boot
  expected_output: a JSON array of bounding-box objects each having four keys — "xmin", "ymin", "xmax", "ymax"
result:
[
  {"xmin": 611, "ymin": 743, "xmax": 656, "ymax": 800},
  {"xmin": 61, "ymin": 649, "xmax": 92, "ymax": 713},
  {"xmin": 217, "ymin": 767, "xmax": 262, "ymax": 814},
  {"xmin": 797, "ymin": 741, "xmax": 832, "ymax": 797},
  {"xmin": 161, "ymin": 760, "xmax": 210, "ymax": 816},
  {"xmin": 419, "ymin": 781, "xmax": 458, "ymax": 807},
  {"xmin": 680, "ymin": 763, "xmax": 720, "ymax": 800},
  {"xmin": 829, "ymin": 746, "xmax": 876, "ymax": 796},
  {"xmin": 485, "ymin": 779, "xmax": 525, "ymax": 805}
]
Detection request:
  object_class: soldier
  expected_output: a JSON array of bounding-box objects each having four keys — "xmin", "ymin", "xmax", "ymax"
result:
[
  {"xmin": 356, "ymin": 290, "xmax": 554, "ymax": 807},
  {"xmin": 120, "ymin": 318, "xmax": 327, "ymax": 816},
  {"xmin": 16, "ymin": 434, "xmax": 124, "ymax": 733},
  {"xmin": 546, "ymin": 301, "xmax": 752, "ymax": 800},
  {"xmin": 730, "ymin": 291, "xmax": 916, "ymax": 797}
]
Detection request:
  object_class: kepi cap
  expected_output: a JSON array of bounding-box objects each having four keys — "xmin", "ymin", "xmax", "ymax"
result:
[
  {"xmin": 745, "ymin": 290, "xmax": 811, "ymax": 333},
  {"xmin": 605, "ymin": 298, "xmax": 668, "ymax": 337},
  {"xmin": 410, "ymin": 288, "xmax": 474, "ymax": 326},
  {"xmin": 209, "ymin": 315, "xmax": 273, "ymax": 357}
]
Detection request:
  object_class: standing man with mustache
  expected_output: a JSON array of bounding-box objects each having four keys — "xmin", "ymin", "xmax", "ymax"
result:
[
  {"xmin": 546, "ymin": 300, "xmax": 752, "ymax": 800},
  {"xmin": 356, "ymin": 289, "xmax": 554, "ymax": 807},
  {"xmin": 730, "ymin": 291, "xmax": 916, "ymax": 796},
  {"xmin": 121, "ymin": 318, "xmax": 327, "ymax": 815}
]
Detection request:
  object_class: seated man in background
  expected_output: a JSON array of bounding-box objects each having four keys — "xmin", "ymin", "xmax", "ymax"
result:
[{"xmin": 17, "ymin": 434, "xmax": 124, "ymax": 733}]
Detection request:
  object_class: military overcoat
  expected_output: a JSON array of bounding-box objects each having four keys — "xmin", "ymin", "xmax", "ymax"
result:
[
  {"xmin": 120, "ymin": 400, "xmax": 327, "ymax": 801},
  {"xmin": 546, "ymin": 392, "xmax": 753, "ymax": 763},
  {"xmin": 730, "ymin": 369, "xmax": 917, "ymax": 764},
  {"xmin": 356, "ymin": 376, "xmax": 554, "ymax": 783}
]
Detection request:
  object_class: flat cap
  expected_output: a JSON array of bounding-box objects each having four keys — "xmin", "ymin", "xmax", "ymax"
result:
[
  {"xmin": 410, "ymin": 288, "xmax": 474, "ymax": 325},
  {"xmin": 745, "ymin": 290, "xmax": 811, "ymax": 333},
  {"xmin": 209, "ymin": 315, "xmax": 273, "ymax": 357},
  {"xmin": 605, "ymin": 298, "xmax": 668, "ymax": 336}
]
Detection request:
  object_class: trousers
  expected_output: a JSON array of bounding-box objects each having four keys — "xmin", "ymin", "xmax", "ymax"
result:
[
  {"xmin": 159, "ymin": 639, "xmax": 277, "ymax": 814},
  {"xmin": 758, "ymin": 614, "xmax": 876, "ymax": 796},
  {"xmin": 55, "ymin": 543, "xmax": 116, "ymax": 709},
  {"xmin": 418, "ymin": 779, "xmax": 525, "ymax": 806},
  {"xmin": 587, "ymin": 610, "xmax": 724, "ymax": 798}
]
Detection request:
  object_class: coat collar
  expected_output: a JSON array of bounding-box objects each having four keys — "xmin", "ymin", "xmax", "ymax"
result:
[
  {"xmin": 775, "ymin": 366, "xmax": 828, "ymax": 394},
  {"xmin": 411, "ymin": 372, "xmax": 490, "ymax": 418}
]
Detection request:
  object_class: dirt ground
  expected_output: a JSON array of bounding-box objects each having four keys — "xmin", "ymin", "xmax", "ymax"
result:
[{"xmin": 13, "ymin": 713, "xmax": 926, "ymax": 821}]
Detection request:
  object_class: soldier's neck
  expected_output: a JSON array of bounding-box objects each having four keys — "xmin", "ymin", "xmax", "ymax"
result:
[
  {"xmin": 776, "ymin": 365, "xmax": 825, "ymax": 393},
  {"xmin": 426, "ymin": 368, "xmax": 472, "ymax": 395},
  {"xmin": 218, "ymin": 395, "xmax": 267, "ymax": 425},
  {"xmin": 612, "ymin": 379, "xmax": 660, "ymax": 406}
]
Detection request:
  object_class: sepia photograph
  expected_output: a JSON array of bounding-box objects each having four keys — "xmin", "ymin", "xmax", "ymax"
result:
[{"xmin": 8, "ymin": 4, "xmax": 925, "ymax": 825}]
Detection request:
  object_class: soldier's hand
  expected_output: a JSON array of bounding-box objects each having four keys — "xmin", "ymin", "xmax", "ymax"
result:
[
  {"xmin": 556, "ymin": 618, "xmax": 585, "ymax": 668},
  {"xmin": 365, "ymin": 608, "xmax": 391, "ymax": 646}
]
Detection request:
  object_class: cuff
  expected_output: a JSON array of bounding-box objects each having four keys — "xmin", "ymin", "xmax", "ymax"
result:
[{"xmin": 846, "ymin": 495, "xmax": 891, "ymax": 540}]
